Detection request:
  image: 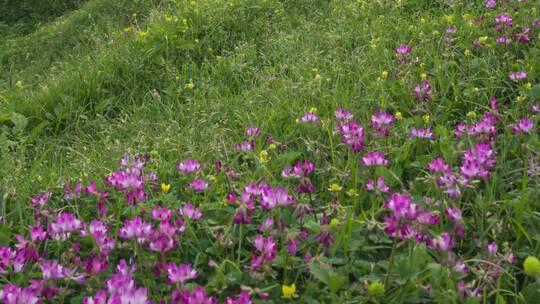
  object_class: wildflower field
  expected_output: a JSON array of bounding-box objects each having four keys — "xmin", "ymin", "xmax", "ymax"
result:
[{"xmin": 0, "ymin": 0, "xmax": 539, "ymax": 303}]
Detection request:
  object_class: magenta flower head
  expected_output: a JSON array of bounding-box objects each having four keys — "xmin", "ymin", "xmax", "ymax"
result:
[
  {"xmin": 484, "ymin": 0, "xmax": 496, "ymax": 8},
  {"xmin": 486, "ymin": 241, "xmax": 498, "ymax": 256},
  {"xmin": 395, "ymin": 44, "xmax": 411, "ymax": 55},
  {"xmin": 260, "ymin": 186, "xmax": 294, "ymax": 209},
  {"xmin": 412, "ymin": 80, "xmax": 432, "ymax": 102},
  {"xmin": 384, "ymin": 193, "xmax": 419, "ymax": 221},
  {"xmin": 495, "ymin": 13, "xmax": 512, "ymax": 27},
  {"xmin": 245, "ymin": 126, "xmax": 261, "ymax": 138},
  {"xmin": 409, "ymin": 127, "xmax": 434, "ymax": 139},
  {"xmin": 459, "ymin": 142, "xmax": 496, "ymax": 181},
  {"xmin": 177, "ymin": 159, "xmax": 201, "ymax": 174},
  {"xmin": 31, "ymin": 191, "xmax": 51, "ymax": 208},
  {"xmin": 172, "ymin": 286, "xmax": 216, "ymax": 304},
  {"xmin": 333, "ymin": 108, "xmax": 354, "ymax": 122},
  {"xmin": 370, "ymin": 111, "xmax": 395, "ymax": 128},
  {"xmin": 178, "ymin": 204, "xmax": 203, "ymax": 220},
  {"xmin": 513, "ymin": 119, "xmax": 534, "ymax": 134},
  {"xmin": 234, "ymin": 140, "xmax": 254, "ymax": 152},
  {"xmin": 187, "ymin": 179, "xmax": 210, "ymax": 191},
  {"xmin": 0, "ymin": 284, "xmax": 40, "ymax": 304},
  {"xmin": 251, "ymin": 235, "xmax": 277, "ymax": 270},
  {"xmin": 281, "ymin": 160, "xmax": 315, "ymax": 178},
  {"xmin": 300, "ymin": 112, "xmax": 319, "ymax": 123},
  {"xmin": 49, "ymin": 212, "xmax": 84, "ymax": 241},
  {"xmin": 118, "ymin": 216, "xmax": 153, "ymax": 244},
  {"xmin": 366, "ymin": 176, "xmax": 390, "ymax": 194},
  {"xmin": 360, "ymin": 151, "xmax": 389, "ymax": 167},
  {"xmin": 428, "ymin": 232, "xmax": 454, "ymax": 252},
  {"xmin": 64, "ymin": 181, "xmax": 82, "ymax": 201},
  {"xmin": 30, "ymin": 225, "xmax": 48, "ymax": 242},
  {"xmin": 508, "ymin": 71, "xmax": 527, "ymax": 81},
  {"xmin": 444, "ymin": 208, "xmax": 462, "ymax": 222},
  {"xmin": 224, "ymin": 291, "xmax": 253, "ymax": 304},
  {"xmin": 513, "ymin": 28, "xmax": 531, "ymax": 44},
  {"xmin": 167, "ymin": 263, "xmax": 198, "ymax": 285},
  {"xmin": 496, "ymin": 36, "xmax": 511, "ymax": 45},
  {"xmin": 338, "ymin": 120, "xmax": 365, "ymax": 152}
]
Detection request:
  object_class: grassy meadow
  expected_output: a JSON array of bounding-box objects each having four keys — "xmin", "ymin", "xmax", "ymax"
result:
[{"xmin": 0, "ymin": 0, "xmax": 539, "ymax": 303}]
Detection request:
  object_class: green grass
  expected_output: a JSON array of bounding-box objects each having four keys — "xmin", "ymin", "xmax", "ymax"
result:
[
  {"xmin": 0, "ymin": 0, "xmax": 539, "ymax": 302},
  {"xmin": 2, "ymin": 0, "xmax": 537, "ymax": 203}
]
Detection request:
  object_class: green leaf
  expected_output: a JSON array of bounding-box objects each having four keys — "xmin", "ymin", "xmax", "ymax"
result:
[
  {"xmin": 9, "ymin": 112, "xmax": 28, "ymax": 133},
  {"xmin": 309, "ymin": 263, "xmax": 329, "ymax": 285}
]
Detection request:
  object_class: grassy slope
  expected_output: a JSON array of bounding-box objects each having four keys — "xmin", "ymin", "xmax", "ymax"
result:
[{"xmin": 1, "ymin": 0, "xmax": 538, "ymax": 224}]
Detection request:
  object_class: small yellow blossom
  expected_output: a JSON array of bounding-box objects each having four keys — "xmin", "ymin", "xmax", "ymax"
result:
[
  {"xmin": 421, "ymin": 73, "xmax": 427, "ymax": 80},
  {"xmin": 164, "ymin": 15, "xmax": 172, "ymax": 22},
  {"xmin": 420, "ymin": 18, "xmax": 426, "ymax": 24},
  {"xmin": 185, "ymin": 81, "xmax": 194, "ymax": 90},
  {"xmin": 161, "ymin": 183, "xmax": 171, "ymax": 193},
  {"xmin": 328, "ymin": 183, "xmax": 342, "ymax": 192},
  {"xmin": 516, "ymin": 96, "xmax": 526, "ymax": 103},
  {"xmin": 432, "ymin": 30, "xmax": 440, "ymax": 36},
  {"xmin": 346, "ymin": 188, "xmax": 359, "ymax": 197},
  {"xmin": 175, "ymin": 75, "xmax": 180, "ymax": 81},
  {"xmin": 467, "ymin": 111, "xmax": 477, "ymax": 119},
  {"xmin": 464, "ymin": 49, "xmax": 471, "ymax": 56},
  {"xmin": 137, "ymin": 31, "xmax": 149, "ymax": 37},
  {"xmin": 381, "ymin": 71, "xmax": 388, "ymax": 79},
  {"xmin": 395, "ymin": 112, "xmax": 403, "ymax": 120},
  {"xmin": 269, "ymin": 143, "xmax": 277, "ymax": 150},
  {"xmin": 525, "ymin": 82, "xmax": 532, "ymax": 90},
  {"xmin": 422, "ymin": 114, "xmax": 430, "ymax": 124},
  {"xmin": 315, "ymin": 74, "xmax": 321, "ymax": 81},
  {"xmin": 282, "ymin": 283, "xmax": 297, "ymax": 299},
  {"xmin": 309, "ymin": 107, "xmax": 317, "ymax": 113},
  {"xmin": 15, "ymin": 80, "xmax": 24, "ymax": 89},
  {"xmin": 258, "ymin": 150, "xmax": 269, "ymax": 163},
  {"xmin": 330, "ymin": 218, "xmax": 340, "ymax": 228},
  {"xmin": 123, "ymin": 27, "xmax": 132, "ymax": 33},
  {"xmin": 478, "ymin": 36, "xmax": 488, "ymax": 44},
  {"xmin": 209, "ymin": 175, "xmax": 216, "ymax": 181}
]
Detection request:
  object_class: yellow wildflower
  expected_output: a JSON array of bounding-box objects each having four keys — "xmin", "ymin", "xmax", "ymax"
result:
[
  {"xmin": 328, "ymin": 183, "xmax": 342, "ymax": 192},
  {"xmin": 282, "ymin": 283, "xmax": 297, "ymax": 299},
  {"xmin": 161, "ymin": 183, "xmax": 171, "ymax": 193},
  {"xmin": 346, "ymin": 188, "xmax": 359, "ymax": 197},
  {"xmin": 185, "ymin": 81, "xmax": 194, "ymax": 90},
  {"xmin": 422, "ymin": 114, "xmax": 430, "ymax": 124},
  {"xmin": 421, "ymin": 73, "xmax": 427, "ymax": 80},
  {"xmin": 478, "ymin": 36, "xmax": 488, "ymax": 44},
  {"xmin": 395, "ymin": 112, "xmax": 403, "ymax": 120},
  {"xmin": 381, "ymin": 71, "xmax": 388, "ymax": 79},
  {"xmin": 259, "ymin": 150, "xmax": 269, "ymax": 163}
]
